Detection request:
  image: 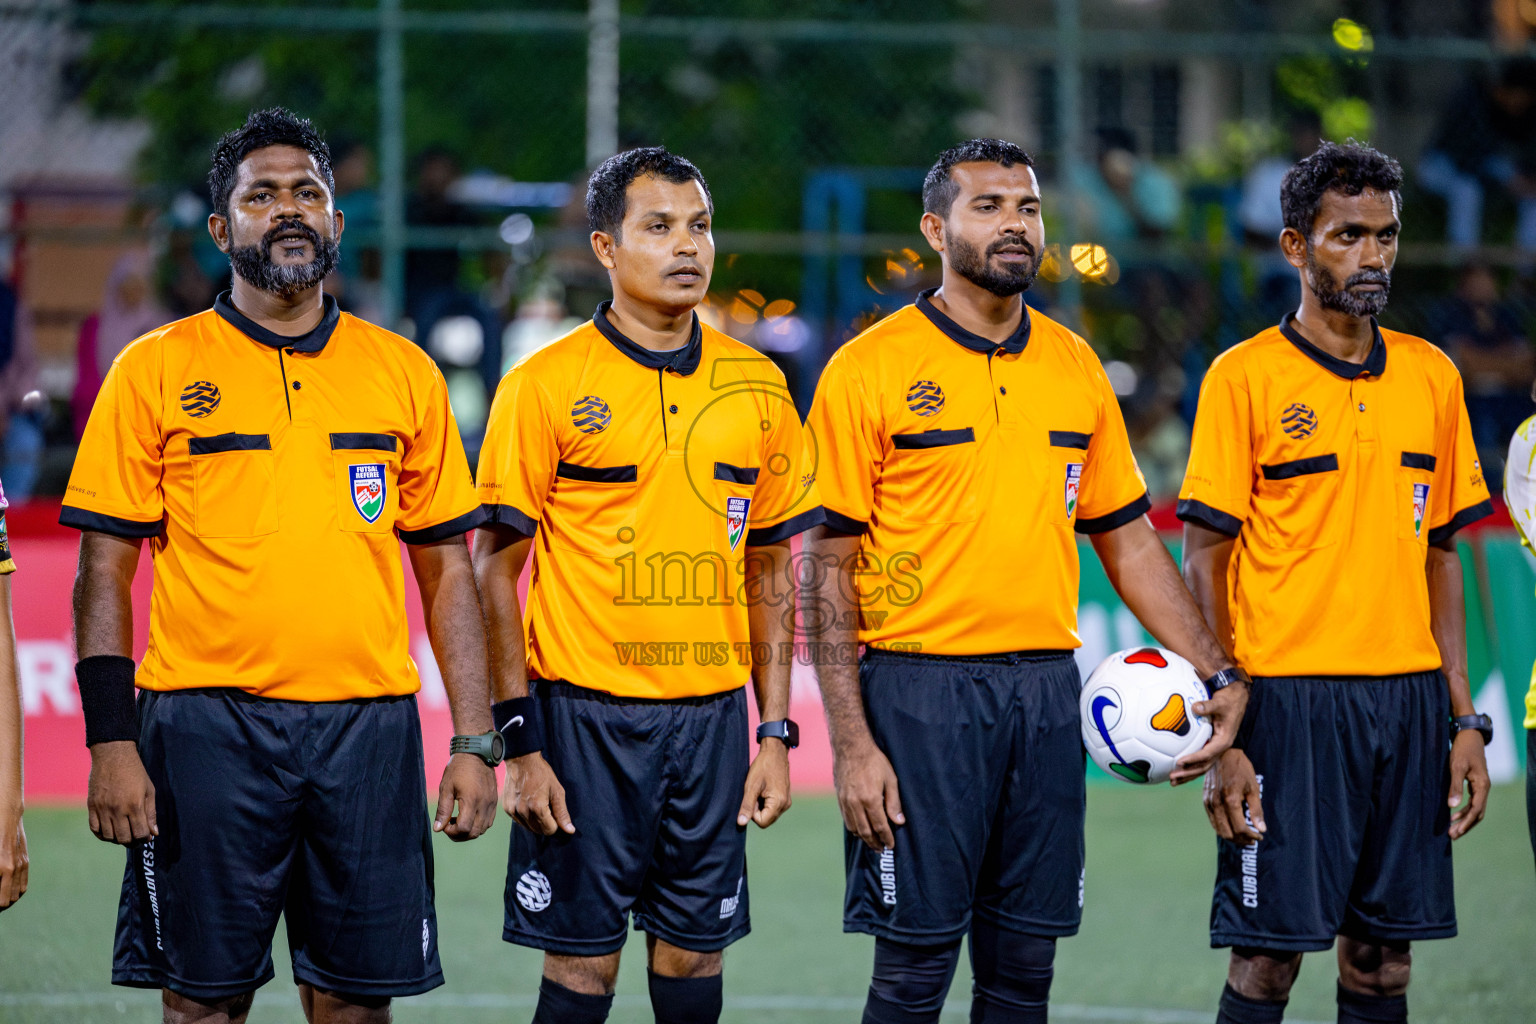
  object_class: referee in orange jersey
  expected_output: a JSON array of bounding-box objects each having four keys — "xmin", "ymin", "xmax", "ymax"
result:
[
  {"xmin": 64, "ymin": 109, "xmax": 498, "ymax": 1024},
  {"xmin": 473, "ymin": 148, "xmax": 822, "ymax": 1024},
  {"xmin": 807, "ymin": 139, "xmax": 1251, "ymax": 1024},
  {"xmin": 1181, "ymin": 143, "xmax": 1492, "ymax": 1024}
]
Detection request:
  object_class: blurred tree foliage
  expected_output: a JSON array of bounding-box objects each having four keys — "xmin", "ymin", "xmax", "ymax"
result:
[{"xmin": 74, "ymin": 0, "xmax": 974, "ymax": 233}]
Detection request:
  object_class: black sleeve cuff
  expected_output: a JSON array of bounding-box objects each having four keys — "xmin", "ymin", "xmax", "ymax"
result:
[
  {"xmin": 822, "ymin": 508, "xmax": 868, "ymax": 536},
  {"xmin": 481, "ymin": 503, "xmax": 539, "ymax": 538},
  {"xmin": 746, "ymin": 506, "xmax": 827, "ymax": 547},
  {"xmin": 1427, "ymin": 499, "xmax": 1494, "ymax": 546},
  {"xmin": 59, "ymin": 505, "xmax": 163, "ymax": 538},
  {"xmin": 1175, "ymin": 497, "xmax": 1244, "ymax": 538},
  {"xmin": 398, "ymin": 505, "xmax": 490, "ymax": 544},
  {"xmin": 1074, "ymin": 493, "xmax": 1152, "ymax": 535}
]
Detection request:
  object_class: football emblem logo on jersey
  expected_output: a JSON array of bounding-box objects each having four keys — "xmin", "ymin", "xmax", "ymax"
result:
[
  {"xmin": 516, "ymin": 870, "xmax": 552, "ymax": 912},
  {"xmin": 1281, "ymin": 403, "xmax": 1317, "ymax": 439},
  {"xmin": 571, "ymin": 395, "xmax": 611, "ymax": 434},
  {"xmin": 726, "ymin": 496, "xmax": 751, "ymax": 551},
  {"xmin": 906, "ymin": 380, "xmax": 945, "ymax": 416},
  {"xmin": 180, "ymin": 380, "xmax": 221, "ymax": 418},
  {"xmin": 1065, "ymin": 462, "xmax": 1083, "ymax": 518},
  {"xmin": 350, "ymin": 464, "xmax": 386, "ymax": 524},
  {"xmin": 1412, "ymin": 482, "xmax": 1429, "ymax": 538}
]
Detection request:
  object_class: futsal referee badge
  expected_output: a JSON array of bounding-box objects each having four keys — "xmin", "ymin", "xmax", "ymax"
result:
[
  {"xmin": 726, "ymin": 496, "xmax": 751, "ymax": 551},
  {"xmin": 351, "ymin": 464, "xmax": 386, "ymax": 524},
  {"xmin": 1065, "ymin": 463, "xmax": 1083, "ymax": 519},
  {"xmin": 1412, "ymin": 482, "xmax": 1429, "ymax": 539}
]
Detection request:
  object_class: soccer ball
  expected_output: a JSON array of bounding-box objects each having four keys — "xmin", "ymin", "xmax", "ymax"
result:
[{"xmin": 1080, "ymin": 647, "xmax": 1212, "ymax": 785}]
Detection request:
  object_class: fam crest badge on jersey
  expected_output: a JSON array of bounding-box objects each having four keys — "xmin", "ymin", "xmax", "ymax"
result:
[
  {"xmin": 1065, "ymin": 462, "xmax": 1083, "ymax": 519},
  {"xmin": 726, "ymin": 496, "xmax": 751, "ymax": 551},
  {"xmin": 1412, "ymin": 482, "xmax": 1429, "ymax": 538},
  {"xmin": 351, "ymin": 464, "xmax": 386, "ymax": 524}
]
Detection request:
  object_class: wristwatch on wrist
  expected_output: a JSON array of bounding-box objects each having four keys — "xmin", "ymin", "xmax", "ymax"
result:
[
  {"xmin": 1450, "ymin": 713, "xmax": 1494, "ymax": 746},
  {"xmin": 450, "ymin": 730, "xmax": 505, "ymax": 767},
  {"xmin": 756, "ymin": 719, "xmax": 800, "ymax": 750},
  {"xmin": 1201, "ymin": 666, "xmax": 1252, "ymax": 695}
]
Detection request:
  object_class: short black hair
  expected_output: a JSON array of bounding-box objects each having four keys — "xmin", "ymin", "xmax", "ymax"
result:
[
  {"xmin": 208, "ymin": 108, "xmax": 334, "ymax": 219},
  {"xmin": 585, "ymin": 147, "xmax": 713, "ymax": 238},
  {"xmin": 1280, "ymin": 140, "xmax": 1403, "ymax": 237},
  {"xmin": 922, "ymin": 139, "xmax": 1035, "ymax": 218}
]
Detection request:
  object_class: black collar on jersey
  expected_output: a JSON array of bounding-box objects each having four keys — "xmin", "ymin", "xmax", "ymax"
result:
[
  {"xmin": 916, "ymin": 287, "xmax": 1031, "ymax": 356},
  {"xmin": 593, "ymin": 301, "xmax": 703, "ymax": 375},
  {"xmin": 215, "ymin": 290, "xmax": 340, "ymax": 354},
  {"xmin": 1279, "ymin": 311, "xmax": 1387, "ymax": 380}
]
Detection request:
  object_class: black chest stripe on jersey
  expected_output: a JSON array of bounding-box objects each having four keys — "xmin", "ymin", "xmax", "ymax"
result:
[
  {"xmin": 891, "ymin": 428, "xmax": 976, "ymax": 450},
  {"xmin": 1261, "ymin": 453, "xmax": 1340, "ymax": 480},
  {"xmin": 555, "ymin": 461, "xmax": 638, "ymax": 483}
]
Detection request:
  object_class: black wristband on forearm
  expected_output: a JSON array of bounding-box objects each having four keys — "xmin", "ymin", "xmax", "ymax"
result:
[
  {"xmin": 492, "ymin": 696, "xmax": 545, "ymax": 758},
  {"xmin": 76, "ymin": 656, "xmax": 139, "ymax": 747}
]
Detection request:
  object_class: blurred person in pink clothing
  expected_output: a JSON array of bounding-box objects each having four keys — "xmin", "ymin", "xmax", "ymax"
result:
[{"xmin": 71, "ymin": 250, "xmax": 170, "ymax": 440}]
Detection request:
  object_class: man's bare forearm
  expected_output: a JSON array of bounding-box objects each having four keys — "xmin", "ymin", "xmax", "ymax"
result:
[
  {"xmin": 1427, "ymin": 540, "xmax": 1476, "ymax": 717},
  {"xmin": 72, "ymin": 532, "xmax": 141, "ymax": 660},
  {"xmin": 808, "ymin": 527, "xmax": 875, "ymax": 754},
  {"xmin": 1091, "ymin": 517, "xmax": 1233, "ymax": 678},
  {"xmin": 1181, "ymin": 523, "xmax": 1238, "ymax": 661},
  {"xmin": 744, "ymin": 543, "xmax": 793, "ymax": 723},
  {"xmin": 410, "ymin": 537, "xmax": 493, "ymax": 736},
  {"xmin": 471, "ymin": 526, "xmax": 533, "ymax": 703},
  {"xmin": 0, "ymin": 578, "xmax": 21, "ymax": 809}
]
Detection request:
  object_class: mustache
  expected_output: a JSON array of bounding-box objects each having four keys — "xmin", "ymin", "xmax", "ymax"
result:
[
  {"xmin": 1344, "ymin": 268, "xmax": 1390, "ymax": 288},
  {"xmin": 986, "ymin": 236, "xmax": 1036, "ymax": 258},
  {"xmin": 263, "ymin": 219, "xmax": 323, "ymax": 250},
  {"xmin": 664, "ymin": 259, "xmax": 705, "ymax": 275}
]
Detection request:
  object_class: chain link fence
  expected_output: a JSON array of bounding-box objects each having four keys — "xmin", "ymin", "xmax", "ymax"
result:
[{"xmin": 1, "ymin": 1, "xmax": 1534, "ymax": 497}]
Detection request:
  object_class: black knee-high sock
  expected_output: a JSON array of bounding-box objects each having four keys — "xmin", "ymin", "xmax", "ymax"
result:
[
  {"xmin": 531, "ymin": 977, "xmax": 613, "ymax": 1024},
  {"xmin": 1216, "ymin": 983, "xmax": 1287, "ymax": 1024},
  {"xmin": 862, "ymin": 937, "xmax": 963, "ymax": 1024},
  {"xmin": 1336, "ymin": 983, "xmax": 1407, "ymax": 1024},
  {"xmin": 649, "ymin": 971, "xmax": 723, "ymax": 1024}
]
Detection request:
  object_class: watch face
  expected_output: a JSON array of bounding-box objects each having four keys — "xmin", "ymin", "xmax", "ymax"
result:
[{"xmin": 490, "ymin": 731, "xmax": 505, "ymax": 764}]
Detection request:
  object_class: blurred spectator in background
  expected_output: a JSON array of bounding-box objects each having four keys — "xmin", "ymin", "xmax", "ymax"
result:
[
  {"xmin": 0, "ymin": 274, "xmax": 39, "ymax": 501},
  {"xmin": 1433, "ymin": 262, "xmax": 1534, "ymax": 485},
  {"xmin": 1418, "ymin": 59, "xmax": 1536, "ymax": 253},
  {"xmin": 330, "ymin": 140, "xmax": 385, "ymax": 324},
  {"xmin": 1070, "ymin": 127, "xmax": 1183, "ymax": 244},
  {"xmin": 1124, "ymin": 368, "xmax": 1191, "ymax": 503},
  {"xmin": 405, "ymin": 147, "xmax": 501, "ymax": 395},
  {"xmin": 71, "ymin": 249, "xmax": 169, "ymax": 440},
  {"xmin": 500, "ymin": 284, "xmax": 581, "ymax": 375},
  {"xmin": 161, "ymin": 226, "xmax": 220, "ymax": 317},
  {"xmin": 1241, "ymin": 111, "xmax": 1323, "ymax": 323}
]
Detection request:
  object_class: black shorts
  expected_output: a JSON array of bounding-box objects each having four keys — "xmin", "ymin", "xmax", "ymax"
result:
[
  {"xmin": 503, "ymin": 680, "xmax": 751, "ymax": 956},
  {"xmin": 113, "ymin": 689, "xmax": 442, "ymax": 1000},
  {"xmin": 844, "ymin": 649, "xmax": 1086, "ymax": 945},
  {"xmin": 1210, "ymin": 671, "xmax": 1455, "ymax": 952}
]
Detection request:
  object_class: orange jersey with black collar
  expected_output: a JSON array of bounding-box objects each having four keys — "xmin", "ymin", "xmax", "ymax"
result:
[
  {"xmin": 805, "ymin": 291, "xmax": 1150, "ymax": 656},
  {"xmin": 62, "ymin": 292, "xmax": 485, "ymax": 701},
  {"xmin": 1178, "ymin": 314, "xmax": 1492, "ymax": 677},
  {"xmin": 477, "ymin": 305, "xmax": 824, "ymax": 700}
]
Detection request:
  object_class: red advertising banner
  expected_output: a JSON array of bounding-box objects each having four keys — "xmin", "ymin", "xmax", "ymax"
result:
[{"xmin": 14, "ymin": 509, "xmax": 835, "ymax": 802}]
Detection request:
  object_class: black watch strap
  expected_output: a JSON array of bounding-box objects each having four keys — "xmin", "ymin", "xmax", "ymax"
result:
[
  {"xmin": 1450, "ymin": 713, "xmax": 1494, "ymax": 746},
  {"xmin": 450, "ymin": 730, "xmax": 505, "ymax": 767},
  {"xmin": 757, "ymin": 719, "xmax": 799, "ymax": 750},
  {"xmin": 1201, "ymin": 666, "xmax": 1252, "ymax": 694}
]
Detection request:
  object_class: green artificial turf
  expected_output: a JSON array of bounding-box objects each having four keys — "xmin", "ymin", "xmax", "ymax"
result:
[{"xmin": 2, "ymin": 785, "xmax": 1531, "ymax": 1023}]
